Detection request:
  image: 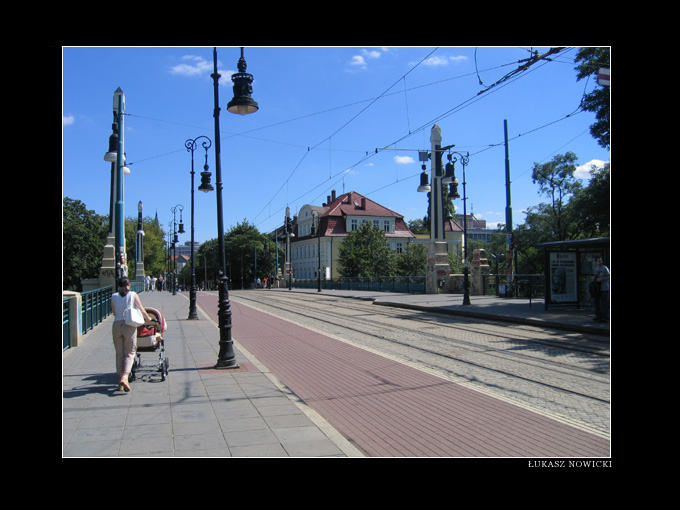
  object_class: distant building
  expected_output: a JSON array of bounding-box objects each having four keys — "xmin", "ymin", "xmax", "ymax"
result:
[
  {"xmin": 455, "ymin": 214, "xmax": 496, "ymax": 243},
  {"xmin": 291, "ymin": 190, "xmax": 416, "ymax": 279},
  {"xmin": 174, "ymin": 241, "xmax": 201, "ymax": 259}
]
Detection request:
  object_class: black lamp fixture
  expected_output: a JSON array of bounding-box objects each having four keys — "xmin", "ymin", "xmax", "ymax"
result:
[
  {"xmin": 227, "ymin": 48, "xmax": 259, "ymax": 116},
  {"xmin": 171, "ymin": 205, "xmax": 184, "ymax": 296},
  {"xmin": 211, "ymin": 47, "xmax": 258, "ymax": 369},
  {"xmin": 186, "ymin": 136, "xmax": 213, "ymax": 320}
]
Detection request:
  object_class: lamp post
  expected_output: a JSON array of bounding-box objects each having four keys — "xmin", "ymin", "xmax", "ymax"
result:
[
  {"xmin": 109, "ymin": 88, "xmax": 127, "ymax": 281},
  {"xmin": 285, "ymin": 207, "xmax": 294, "ymax": 291},
  {"xmin": 211, "ymin": 47, "xmax": 258, "ymax": 369},
  {"xmin": 136, "ymin": 201, "xmax": 145, "ymax": 284},
  {"xmin": 185, "ymin": 136, "xmax": 213, "ymax": 319},
  {"xmin": 311, "ymin": 210, "xmax": 322, "ymax": 292},
  {"xmin": 170, "ymin": 205, "xmax": 185, "ymax": 295},
  {"xmin": 443, "ymin": 151, "xmax": 471, "ymax": 305}
]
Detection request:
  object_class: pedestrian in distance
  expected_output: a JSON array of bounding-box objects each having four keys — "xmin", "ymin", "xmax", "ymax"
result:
[
  {"xmin": 110, "ymin": 277, "xmax": 153, "ymax": 392},
  {"xmin": 593, "ymin": 257, "xmax": 610, "ymax": 322}
]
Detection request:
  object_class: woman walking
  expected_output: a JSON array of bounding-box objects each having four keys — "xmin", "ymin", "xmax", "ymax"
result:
[{"xmin": 110, "ymin": 277, "xmax": 152, "ymax": 391}]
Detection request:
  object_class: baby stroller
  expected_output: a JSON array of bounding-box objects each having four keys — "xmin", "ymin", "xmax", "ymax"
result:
[{"xmin": 130, "ymin": 307, "xmax": 169, "ymax": 382}]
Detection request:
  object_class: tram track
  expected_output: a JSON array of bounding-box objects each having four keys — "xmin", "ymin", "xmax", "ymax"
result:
[{"xmin": 230, "ymin": 291, "xmax": 610, "ymax": 409}]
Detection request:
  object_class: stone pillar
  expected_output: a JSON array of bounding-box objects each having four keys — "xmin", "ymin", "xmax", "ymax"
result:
[
  {"xmin": 426, "ymin": 242, "xmax": 450, "ymax": 294},
  {"xmin": 471, "ymin": 248, "xmax": 490, "ymax": 295}
]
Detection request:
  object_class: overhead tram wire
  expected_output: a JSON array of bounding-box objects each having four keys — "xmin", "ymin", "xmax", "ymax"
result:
[
  {"xmin": 256, "ymin": 48, "xmax": 577, "ymax": 230},
  {"xmin": 252, "ymin": 47, "xmax": 440, "ymax": 228}
]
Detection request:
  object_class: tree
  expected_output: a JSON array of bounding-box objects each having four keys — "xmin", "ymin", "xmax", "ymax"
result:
[
  {"xmin": 338, "ymin": 223, "xmax": 395, "ymax": 277},
  {"xmin": 125, "ymin": 215, "xmax": 167, "ymax": 279},
  {"xmin": 530, "ymin": 152, "xmax": 582, "ymax": 241},
  {"xmin": 568, "ymin": 162, "xmax": 610, "ymax": 238},
  {"xmin": 574, "ymin": 47, "xmax": 610, "ymax": 150},
  {"xmin": 63, "ymin": 197, "xmax": 108, "ymax": 291},
  {"xmin": 407, "ymin": 218, "xmax": 428, "ymax": 235},
  {"xmin": 396, "ymin": 243, "xmax": 427, "ymax": 276}
]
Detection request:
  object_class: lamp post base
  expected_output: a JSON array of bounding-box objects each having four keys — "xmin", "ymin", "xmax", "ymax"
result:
[
  {"xmin": 214, "ymin": 359, "xmax": 240, "ymax": 369},
  {"xmin": 188, "ymin": 282, "xmax": 199, "ymax": 320},
  {"xmin": 213, "ymin": 275, "xmax": 240, "ymax": 369}
]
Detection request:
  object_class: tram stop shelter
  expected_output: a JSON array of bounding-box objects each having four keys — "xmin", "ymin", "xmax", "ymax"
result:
[{"xmin": 537, "ymin": 237, "xmax": 610, "ymax": 310}]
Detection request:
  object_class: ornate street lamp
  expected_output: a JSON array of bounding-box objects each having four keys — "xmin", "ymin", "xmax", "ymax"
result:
[
  {"xmin": 170, "ymin": 205, "xmax": 184, "ymax": 295},
  {"xmin": 443, "ymin": 151, "xmax": 471, "ymax": 305},
  {"xmin": 211, "ymin": 47, "xmax": 258, "ymax": 369},
  {"xmin": 310, "ymin": 211, "xmax": 322, "ymax": 292},
  {"xmin": 185, "ymin": 136, "xmax": 212, "ymax": 319}
]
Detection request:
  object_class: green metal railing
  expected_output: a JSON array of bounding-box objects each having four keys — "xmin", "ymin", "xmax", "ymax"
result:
[
  {"xmin": 81, "ymin": 286, "xmax": 113, "ymax": 333},
  {"xmin": 63, "ymin": 283, "xmax": 146, "ymax": 351},
  {"xmin": 63, "ymin": 297, "xmax": 71, "ymax": 351},
  {"xmin": 482, "ymin": 274, "xmax": 545, "ymax": 299},
  {"xmin": 292, "ymin": 276, "xmax": 426, "ymax": 293}
]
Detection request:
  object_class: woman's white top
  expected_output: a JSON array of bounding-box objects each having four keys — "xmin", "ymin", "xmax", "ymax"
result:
[{"xmin": 112, "ymin": 291, "xmax": 137, "ymax": 321}]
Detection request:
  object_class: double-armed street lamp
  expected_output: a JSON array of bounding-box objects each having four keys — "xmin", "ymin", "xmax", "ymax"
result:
[
  {"xmin": 208, "ymin": 47, "xmax": 258, "ymax": 370},
  {"xmin": 170, "ymin": 205, "xmax": 185, "ymax": 295},
  {"xmin": 285, "ymin": 207, "xmax": 294, "ymax": 291},
  {"xmin": 185, "ymin": 136, "xmax": 213, "ymax": 319},
  {"xmin": 310, "ymin": 210, "xmax": 322, "ymax": 292},
  {"xmin": 443, "ymin": 150, "xmax": 471, "ymax": 305}
]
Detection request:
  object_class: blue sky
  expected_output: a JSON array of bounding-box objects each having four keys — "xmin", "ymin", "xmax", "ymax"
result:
[{"xmin": 62, "ymin": 46, "xmax": 609, "ymax": 245}]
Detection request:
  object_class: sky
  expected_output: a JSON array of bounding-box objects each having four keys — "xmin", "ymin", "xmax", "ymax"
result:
[{"xmin": 62, "ymin": 46, "xmax": 609, "ymax": 246}]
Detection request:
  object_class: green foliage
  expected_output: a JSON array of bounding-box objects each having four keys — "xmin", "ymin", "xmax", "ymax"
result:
[
  {"xmin": 125, "ymin": 215, "xmax": 167, "ymax": 279},
  {"xmin": 338, "ymin": 223, "xmax": 396, "ymax": 277},
  {"xmin": 62, "ymin": 197, "xmax": 109, "ymax": 291},
  {"xmin": 574, "ymin": 47, "xmax": 610, "ymax": 150},
  {"xmin": 396, "ymin": 243, "xmax": 427, "ymax": 276},
  {"xmin": 188, "ymin": 220, "xmax": 283, "ymax": 289}
]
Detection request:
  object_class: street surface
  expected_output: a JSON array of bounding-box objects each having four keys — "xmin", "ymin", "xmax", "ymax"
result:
[{"xmin": 224, "ymin": 290, "xmax": 610, "ymax": 439}]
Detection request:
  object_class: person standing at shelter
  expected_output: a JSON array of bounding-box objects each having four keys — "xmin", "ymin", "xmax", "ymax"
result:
[
  {"xmin": 593, "ymin": 258, "xmax": 610, "ymax": 322},
  {"xmin": 110, "ymin": 277, "xmax": 152, "ymax": 392}
]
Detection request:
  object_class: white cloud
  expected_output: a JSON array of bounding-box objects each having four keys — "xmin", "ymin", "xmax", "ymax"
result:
[
  {"xmin": 394, "ymin": 156, "xmax": 414, "ymax": 164},
  {"xmin": 170, "ymin": 55, "xmax": 236, "ymax": 86},
  {"xmin": 349, "ymin": 55, "xmax": 367, "ymax": 68},
  {"xmin": 170, "ymin": 55, "xmax": 213, "ymax": 76},
  {"xmin": 348, "ymin": 48, "xmax": 385, "ymax": 70},
  {"xmin": 575, "ymin": 159, "xmax": 607, "ymax": 179},
  {"xmin": 63, "ymin": 114, "xmax": 75, "ymax": 126},
  {"xmin": 422, "ymin": 55, "xmax": 468, "ymax": 66}
]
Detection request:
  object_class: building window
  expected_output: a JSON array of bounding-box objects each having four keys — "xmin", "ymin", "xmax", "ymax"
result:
[
  {"xmin": 383, "ymin": 220, "xmax": 390, "ymax": 233},
  {"xmin": 351, "ymin": 219, "xmax": 358, "ymax": 231},
  {"xmin": 396, "ymin": 242, "xmax": 403, "ymax": 254}
]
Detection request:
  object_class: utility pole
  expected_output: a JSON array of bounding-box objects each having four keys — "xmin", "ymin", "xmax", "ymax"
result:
[{"xmin": 504, "ymin": 119, "xmax": 514, "ymax": 296}]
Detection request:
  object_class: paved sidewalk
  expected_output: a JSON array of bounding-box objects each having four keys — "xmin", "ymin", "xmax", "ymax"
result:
[
  {"xmin": 63, "ymin": 288, "xmax": 610, "ymax": 458},
  {"xmin": 62, "ymin": 291, "xmax": 362, "ymax": 457}
]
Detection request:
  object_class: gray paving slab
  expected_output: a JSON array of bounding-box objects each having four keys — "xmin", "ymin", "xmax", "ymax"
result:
[{"xmin": 62, "ymin": 290, "xmax": 362, "ymax": 458}]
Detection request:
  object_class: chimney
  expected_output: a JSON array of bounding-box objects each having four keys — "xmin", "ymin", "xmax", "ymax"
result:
[
  {"xmin": 361, "ymin": 198, "xmax": 366, "ymax": 209},
  {"xmin": 327, "ymin": 195, "xmax": 331, "ymax": 205},
  {"xmin": 332, "ymin": 190, "xmax": 336, "ymax": 201}
]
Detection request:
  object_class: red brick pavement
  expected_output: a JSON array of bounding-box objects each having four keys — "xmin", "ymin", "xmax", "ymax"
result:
[{"xmin": 197, "ymin": 293, "xmax": 610, "ymax": 458}]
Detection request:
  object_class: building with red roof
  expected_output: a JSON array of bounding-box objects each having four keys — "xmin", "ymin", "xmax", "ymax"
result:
[{"xmin": 291, "ymin": 190, "xmax": 418, "ymax": 280}]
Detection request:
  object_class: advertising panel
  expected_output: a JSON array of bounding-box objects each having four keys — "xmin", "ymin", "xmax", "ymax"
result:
[{"xmin": 548, "ymin": 252, "xmax": 577, "ymax": 303}]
